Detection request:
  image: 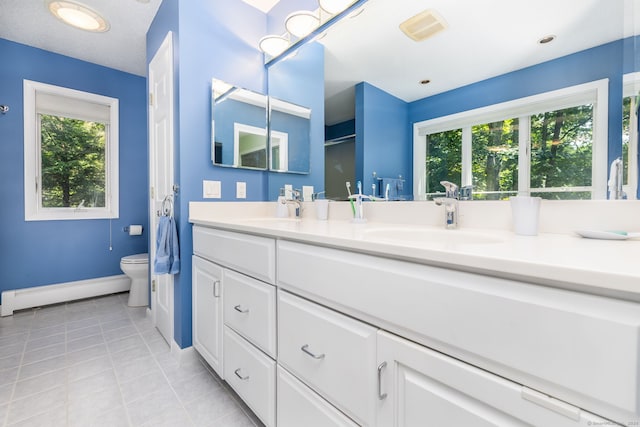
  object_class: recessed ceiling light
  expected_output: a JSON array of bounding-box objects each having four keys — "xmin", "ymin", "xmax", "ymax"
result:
[
  {"xmin": 538, "ymin": 35, "xmax": 556, "ymax": 44},
  {"xmin": 48, "ymin": 1, "xmax": 110, "ymax": 32}
]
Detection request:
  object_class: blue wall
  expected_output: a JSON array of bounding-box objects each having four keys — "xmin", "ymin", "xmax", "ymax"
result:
[
  {"xmin": 0, "ymin": 38, "xmax": 148, "ymax": 301},
  {"xmin": 355, "ymin": 82, "xmax": 410, "ymax": 196},
  {"xmin": 268, "ymin": 42, "xmax": 325, "ymax": 198},
  {"xmin": 147, "ymin": 0, "xmax": 272, "ymax": 348}
]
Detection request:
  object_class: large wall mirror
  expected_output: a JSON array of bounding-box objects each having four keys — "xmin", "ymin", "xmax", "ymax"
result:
[{"xmin": 270, "ymin": 0, "xmax": 639, "ymax": 201}]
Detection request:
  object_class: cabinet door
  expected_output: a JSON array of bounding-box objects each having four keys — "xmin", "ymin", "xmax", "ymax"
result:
[
  {"xmin": 192, "ymin": 255, "xmax": 223, "ymax": 378},
  {"xmin": 376, "ymin": 331, "xmax": 617, "ymax": 427}
]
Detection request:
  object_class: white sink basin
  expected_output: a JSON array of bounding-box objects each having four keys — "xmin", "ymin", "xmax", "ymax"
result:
[{"xmin": 363, "ymin": 227, "xmax": 503, "ymax": 246}]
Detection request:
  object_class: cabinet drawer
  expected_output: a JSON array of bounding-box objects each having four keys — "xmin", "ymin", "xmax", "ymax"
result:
[
  {"xmin": 277, "ymin": 365, "xmax": 360, "ymax": 427},
  {"xmin": 223, "ymin": 326, "xmax": 276, "ymax": 427},
  {"xmin": 278, "ymin": 240, "xmax": 640, "ymax": 423},
  {"xmin": 377, "ymin": 330, "xmax": 618, "ymax": 427},
  {"xmin": 223, "ymin": 269, "xmax": 276, "ymax": 358},
  {"xmin": 278, "ymin": 290, "xmax": 377, "ymax": 426},
  {"xmin": 193, "ymin": 226, "xmax": 275, "ymax": 284}
]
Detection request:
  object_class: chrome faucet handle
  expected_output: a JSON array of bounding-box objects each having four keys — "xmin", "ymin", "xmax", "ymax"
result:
[
  {"xmin": 440, "ymin": 181, "xmax": 459, "ymax": 199},
  {"xmin": 460, "ymin": 185, "xmax": 473, "ymax": 201}
]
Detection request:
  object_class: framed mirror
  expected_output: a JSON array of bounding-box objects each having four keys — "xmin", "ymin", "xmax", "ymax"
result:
[{"xmin": 211, "ymin": 78, "xmax": 268, "ymax": 170}]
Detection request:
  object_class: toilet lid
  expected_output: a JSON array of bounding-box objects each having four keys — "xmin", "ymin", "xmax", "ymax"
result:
[{"xmin": 121, "ymin": 253, "xmax": 149, "ymax": 265}]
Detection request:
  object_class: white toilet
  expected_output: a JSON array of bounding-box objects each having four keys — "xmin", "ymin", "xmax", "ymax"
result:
[{"xmin": 120, "ymin": 253, "xmax": 149, "ymax": 307}]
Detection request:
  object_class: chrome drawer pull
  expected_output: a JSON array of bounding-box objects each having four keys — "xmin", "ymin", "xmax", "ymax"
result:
[
  {"xmin": 213, "ymin": 280, "xmax": 220, "ymax": 298},
  {"xmin": 234, "ymin": 368, "xmax": 250, "ymax": 380},
  {"xmin": 377, "ymin": 361, "xmax": 388, "ymax": 400},
  {"xmin": 301, "ymin": 344, "xmax": 325, "ymax": 359},
  {"xmin": 234, "ymin": 305, "xmax": 249, "ymax": 314}
]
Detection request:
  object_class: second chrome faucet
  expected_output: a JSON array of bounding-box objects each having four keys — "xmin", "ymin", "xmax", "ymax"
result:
[{"xmin": 434, "ymin": 181, "xmax": 461, "ymax": 229}]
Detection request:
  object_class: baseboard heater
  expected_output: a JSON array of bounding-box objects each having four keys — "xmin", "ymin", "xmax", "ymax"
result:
[{"xmin": 0, "ymin": 275, "xmax": 131, "ymax": 317}]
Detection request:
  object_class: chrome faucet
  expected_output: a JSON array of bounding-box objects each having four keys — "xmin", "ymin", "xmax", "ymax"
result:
[
  {"xmin": 281, "ymin": 188, "xmax": 303, "ymax": 218},
  {"xmin": 434, "ymin": 181, "xmax": 459, "ymax": 229}
]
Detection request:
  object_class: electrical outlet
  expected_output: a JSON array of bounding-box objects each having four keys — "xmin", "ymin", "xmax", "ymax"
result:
[
  {"xmin": 236, "ymin": 181, "xmax": 247, "ymax": 199},
  {"xmin": 203, "ymin": 180, "xmax": 221, "ymax": 199}
]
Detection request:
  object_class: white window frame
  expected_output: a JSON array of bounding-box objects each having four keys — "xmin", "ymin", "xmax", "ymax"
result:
[
  {"xmin": 24, "ymin": 80, "xmax": 119, "ymax": 220},
  {"xmin": 413, "ymin": 79, "xmax": 609, "ymax": 200},
  {"xmin": 623, "ymin": 72, "xmax": 639, "ymax": 199}
]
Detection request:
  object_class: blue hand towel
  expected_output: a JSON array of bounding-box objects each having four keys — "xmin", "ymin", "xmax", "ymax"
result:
[{"xmin": 154, "ymin": 216, "xmax": 180, "ymax": 275}]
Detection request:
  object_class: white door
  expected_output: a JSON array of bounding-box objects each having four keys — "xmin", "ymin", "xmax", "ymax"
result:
[
  {"xmin": 148, "ymin": 31, "xmax": 175, "ymax": 346},
  {"xmin": 192, "ymin": 255, "xmax": 223, "ymax": 377}
]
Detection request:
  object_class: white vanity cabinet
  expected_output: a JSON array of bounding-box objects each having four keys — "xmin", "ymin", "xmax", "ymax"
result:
[
  {"xmin": 192, "ymin": 225, "xmax": 277, "ymax": 426},
  {"xmin": 191, "ymin": 255, "xmax": 223, "ymax": 377},
  {"xmin": 376, "ymin": 330, "xmax": 615, "ymax": 427},
  {"xmin": 277, "ymin": 240, "xmax": 640, "ymax": 425},
  {"xmin": 191, "ymin": 221, "xmax": 639, "ymax": 426}
]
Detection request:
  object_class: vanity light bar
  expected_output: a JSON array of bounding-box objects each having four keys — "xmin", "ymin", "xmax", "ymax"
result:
[{"xmin": 258, "ymin": 0, "xmax": 359, "ymax": 59}]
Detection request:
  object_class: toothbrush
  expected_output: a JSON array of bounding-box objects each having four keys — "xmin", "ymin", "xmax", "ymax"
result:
[{"xmin": 346, "ymin": 182, "xmax": 355, "ymax": 215}]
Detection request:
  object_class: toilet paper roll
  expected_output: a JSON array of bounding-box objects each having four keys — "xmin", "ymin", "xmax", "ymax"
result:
[{"xmin": 129, "ymin": 225, "xmax": 143, "ymax": 236}]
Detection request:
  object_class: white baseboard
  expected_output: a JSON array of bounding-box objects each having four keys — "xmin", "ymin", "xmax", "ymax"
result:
[
  {"xmin": 171, "ymin": 340, "xmax": 195, "ymax": 364},
  {"xmin": 1, "ymin": 275, "xmax": 131, "ymax": 317}
]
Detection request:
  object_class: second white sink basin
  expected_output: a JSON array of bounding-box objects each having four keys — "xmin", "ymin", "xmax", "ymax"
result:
[{"xmin": 362, "ymin": 227, "xmax": 503, "ymax": 246}]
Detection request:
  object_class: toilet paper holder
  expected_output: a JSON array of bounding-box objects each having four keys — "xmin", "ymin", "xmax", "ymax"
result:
[{"xmin": 123, "ymin": 225, "xmax": 143, "ymax": 235}]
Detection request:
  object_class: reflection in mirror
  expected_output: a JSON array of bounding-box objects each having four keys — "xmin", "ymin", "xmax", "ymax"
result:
[
  {"xmin": 317, "ymin": 0, "xmax": 638, "ymax": 201},
  {"xmin": 269, "ymin": 97, "xmax": 312, "ymax": 173},
  {"xmin": 211, "ymin": 78, "xmax": 268, "ymax": 170}
]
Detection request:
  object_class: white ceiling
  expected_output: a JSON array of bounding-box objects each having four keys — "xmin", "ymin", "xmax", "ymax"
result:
[
  {"xmin": 0, "ymin": 0, "xmax": 162, "ymax": 76},
  {"xmin": 320, "ymin": 0, "xmax": 634, "ymax": 125},
  {"xmin": 241, "ymin": 0, "xmax": 280, "ymax": 13}
]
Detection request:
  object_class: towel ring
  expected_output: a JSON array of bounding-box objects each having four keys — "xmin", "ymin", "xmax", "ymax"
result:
[{"xmin": 162, "ymin": 195, "xmax": 173, "ymax": 216}]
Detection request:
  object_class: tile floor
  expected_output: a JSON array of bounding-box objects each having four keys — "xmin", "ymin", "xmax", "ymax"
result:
[{"xmin": 0, "ymin": 293, "xmax": 263, "ymax": 427}]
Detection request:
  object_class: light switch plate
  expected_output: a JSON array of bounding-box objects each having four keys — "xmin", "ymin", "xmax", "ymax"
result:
[
  {"xmin": 302, "ymin": 185, "xmax": 314, "ymax": 202},
  {"xmin": 236, "ymin": 181, "xmax": 247, "ymax": 199},
  {"xmin": 203, "ymin": 180, "xmax": 221, "ymax": 199}
]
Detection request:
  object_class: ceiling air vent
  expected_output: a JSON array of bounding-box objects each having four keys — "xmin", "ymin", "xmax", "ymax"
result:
[{"xmin": 399, "ymin": 9, "xmax": 447, "ymax": 42}]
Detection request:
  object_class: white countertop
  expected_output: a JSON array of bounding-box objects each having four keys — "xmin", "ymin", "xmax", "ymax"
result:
[{"xmin": 189, "ymin": 201, "xmax": 640, "ymax": 301}]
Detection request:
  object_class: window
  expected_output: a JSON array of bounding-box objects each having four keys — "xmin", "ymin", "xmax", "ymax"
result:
[
  {"xmin": 413, "ymin": 80, "xmax": 608, "ymax": 200},
  {"xmin": 24, "ymin": 80, "xmax": 119, "ymax": 220}
]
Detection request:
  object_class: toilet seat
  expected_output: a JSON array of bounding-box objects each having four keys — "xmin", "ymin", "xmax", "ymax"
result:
[{"xmin": 121, "ymin": 253, "xmax": 149, "ymax": 265}]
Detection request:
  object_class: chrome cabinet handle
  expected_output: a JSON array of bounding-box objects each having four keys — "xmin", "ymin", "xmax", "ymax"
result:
[
  {"xmin": 301, "ymin": 344, "xmax": 325, "ymax": 360},
  {"xmin": 213, "ymin": 280, "xmax": 220, "ymax": 298},
  {"xmin": 234, "ymin": 368, "xmax": 249, "ymax": 380},
  {"xmin": 378, "ymin": 361, "xmax": 388, "ymax": 400},
  {"xmin": 234, "ymin": 305, "xmax": 249, "ymax": 314}
]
